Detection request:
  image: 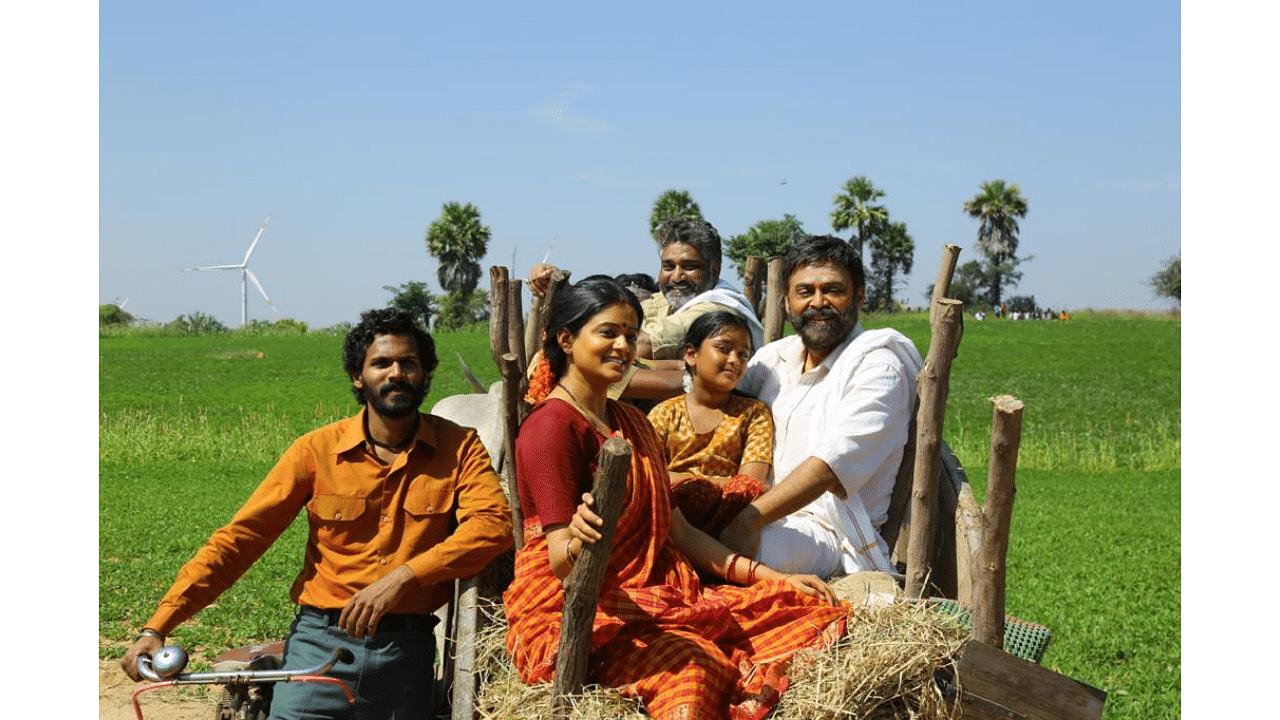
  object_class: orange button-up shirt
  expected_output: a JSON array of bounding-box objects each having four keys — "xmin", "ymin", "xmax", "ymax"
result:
[{"xmin": 146, "ymin": 410, "xmax": 512, "ymax": 635}]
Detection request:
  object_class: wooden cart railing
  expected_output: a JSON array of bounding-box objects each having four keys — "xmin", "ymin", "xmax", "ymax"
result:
[{"xmin": 431, "ymin": 246, "xmax": 1101, "ymax": 719}]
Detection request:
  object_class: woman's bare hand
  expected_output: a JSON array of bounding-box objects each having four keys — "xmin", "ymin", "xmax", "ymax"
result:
[
  {"xmin": 569, "ymin": 492, "xmax": 603, "ymax": 544},
  {"xmin": 784, "ymin": 573, "xmax": 837, "ymax": 604}
]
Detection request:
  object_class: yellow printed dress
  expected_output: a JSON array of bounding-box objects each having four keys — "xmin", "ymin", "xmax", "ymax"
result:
[{"xmin": 647, "ymin": 394, "xmax": 773, "ymax": 537}]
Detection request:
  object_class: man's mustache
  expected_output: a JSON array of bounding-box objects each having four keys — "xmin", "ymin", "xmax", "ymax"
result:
[
  {"xmin": 799, "ymin": 307, "xmax": 841, "ymax": 323},
  {"xmin": 664, "ymin": 281, "xmax": 696, "ymax": 296},
  {"xmin": 381, "ymin": 380, "xmax": 421, "ymax": 396}
]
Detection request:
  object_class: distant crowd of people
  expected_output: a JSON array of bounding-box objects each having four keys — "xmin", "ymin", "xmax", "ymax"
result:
[{"xmin": 974, "ymin": 304, "xmax": 1069, "ymax": 321}]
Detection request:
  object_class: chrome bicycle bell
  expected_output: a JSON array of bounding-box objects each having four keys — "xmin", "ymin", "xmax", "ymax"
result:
[{"xmin": 151, "ymin": 645, "xmax": 189, "ymax": 679}]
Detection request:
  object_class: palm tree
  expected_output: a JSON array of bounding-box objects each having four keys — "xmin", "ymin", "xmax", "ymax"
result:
[
  {"xmin": 867, "ymin": 221, "xmax": 915, "ymax": 311},
  {"xmin": 963, "ymin": 180, "xmax": 1029, "ymax": 308},
  {"xmin": 649, "ymin": 189, "xmax": 703, "ymax": 235},
  {"xmin": 425, "ymin": 201, "xmax": 491, "ymax": 329},
  {"xmin": 830, "ymin": 175, "xmax": 888, "ymax": 259}
]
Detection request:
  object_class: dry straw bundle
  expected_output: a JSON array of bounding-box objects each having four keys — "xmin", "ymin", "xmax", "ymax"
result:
[
  {"xmin": 470, "ymin": 579, "xmax": 970, "ymax": 720},
  {"xmin": 771, "ymin": 600, "xmax": 969, "ymax": 719},
  {"xmin": 472, "ymin": 601, "xmax": 648, "ymax": 719}
]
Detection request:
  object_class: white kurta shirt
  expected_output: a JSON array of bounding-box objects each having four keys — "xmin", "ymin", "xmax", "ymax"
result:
[{"xmin": 741, "ymin": 323, "xmax": 923, "ymax": 572}]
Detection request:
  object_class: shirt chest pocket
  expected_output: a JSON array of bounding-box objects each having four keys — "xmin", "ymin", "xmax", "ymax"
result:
[
  {"xmin": 307, "ymin": 495, "xmax": 371, "ymax": 523},
  {"xmin": 403, "ymin": 476, "xmax": 457, "ymax": 519},
  {"xmin": 306, "ymin": 495, "xmax": 375, "ymax": 546}
]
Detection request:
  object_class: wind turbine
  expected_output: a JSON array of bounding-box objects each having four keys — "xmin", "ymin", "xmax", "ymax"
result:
[{"xmin": 186, "ymin": 213, "xmax": 280, "ymax": 326}]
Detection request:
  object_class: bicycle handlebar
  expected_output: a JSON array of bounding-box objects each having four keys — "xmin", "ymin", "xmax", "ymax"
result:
[{"xmin": 137, "ymin": 645, "xmax": 354, "ymax": 685}]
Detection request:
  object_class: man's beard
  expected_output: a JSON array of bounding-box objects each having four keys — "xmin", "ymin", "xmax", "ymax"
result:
[
  {"xmin": 368, "ymin": 378, "xmax": 427, "ymax": 418},
  {"xmin": 789, "ymin": 305, "xmax": 857, "ymax": 354},
  {"xmin": 663, "ymin": 281, "xmax": 700, "ymax": 311}
]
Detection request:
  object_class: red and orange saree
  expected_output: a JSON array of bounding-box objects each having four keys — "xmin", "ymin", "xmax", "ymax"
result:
[{"xmin": 504, "ymin": 399, "xmax": 846, "ymax": 720}]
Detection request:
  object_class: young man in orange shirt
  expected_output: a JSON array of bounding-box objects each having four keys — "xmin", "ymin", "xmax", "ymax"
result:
[{"xmin": 121, "ymin": 308, "xmax": 513, "ymax": 719}]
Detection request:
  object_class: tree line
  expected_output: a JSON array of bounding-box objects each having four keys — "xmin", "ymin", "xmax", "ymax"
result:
[
  {"xmin": 646, "ymin": 178, "xmax": 1032, "ymax": 312},
  {"xmin": 103, "ymin": 180, "xmax": 1177, "ymax": 334},
  {"xmin": 395, "ymin": 178, "xmax": 1035, "ymax": 330}
]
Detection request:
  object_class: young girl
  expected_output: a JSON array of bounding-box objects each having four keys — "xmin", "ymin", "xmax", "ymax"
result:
[
  {"xmin": 646, "ymin": 311, "xmax": 772, "ymax": 538},
  {"xmin": 504, "ymin": 277, "xmax": 843, "ymax": 720}
]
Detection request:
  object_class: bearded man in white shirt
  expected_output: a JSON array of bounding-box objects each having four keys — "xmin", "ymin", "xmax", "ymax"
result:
[{"xmin": 722, "ymin": 235, "xmax": 923, "ymax": 579}]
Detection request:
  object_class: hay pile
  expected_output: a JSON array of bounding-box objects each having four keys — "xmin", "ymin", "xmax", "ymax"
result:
[
  {"xmin": 472, "ymin": 602, "xmax": 648, "ymax": 720},
  {"xmin": 771, "ymin": 600, "xmax": 969, "ymax": 719},
  {"xmin": 470, "ymin": 581, "xmax": 969, "ymax": 720}
]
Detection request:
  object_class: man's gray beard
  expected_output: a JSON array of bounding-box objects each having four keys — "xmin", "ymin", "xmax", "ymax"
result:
[{"xmin": 664, "ymin": 286, "xmax": 697, "ymax": 311}]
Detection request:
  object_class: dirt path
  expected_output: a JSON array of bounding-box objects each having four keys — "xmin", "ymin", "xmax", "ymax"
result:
[{"xmin": 100, "ymin": 658, "xmax": 218, "ymax": 720}]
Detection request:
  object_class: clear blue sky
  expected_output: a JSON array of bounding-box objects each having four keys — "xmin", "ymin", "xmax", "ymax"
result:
[
  {"xmin": 65, "ymin": 3, "xmax": 1280, "ymax": 714},
  {"xmin": 97, "ymin": 0, "xmax": 1181, "ymax": 328}
]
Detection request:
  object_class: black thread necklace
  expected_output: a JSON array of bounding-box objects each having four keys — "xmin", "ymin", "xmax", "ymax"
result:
[{"xmin": 366, "ymin": 414, "xmax": 420, "ymax": 451}]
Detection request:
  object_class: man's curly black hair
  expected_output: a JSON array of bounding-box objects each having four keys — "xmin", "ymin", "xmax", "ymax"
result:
[{"xmin": 342, "ymin": 308, "xmax": 439, "ymax": 405}]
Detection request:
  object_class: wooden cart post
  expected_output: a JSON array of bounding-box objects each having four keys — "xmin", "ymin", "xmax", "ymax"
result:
[
  {"xmin": 449, "ymin": 575, "xmax": 480, "ymax": 720},
  {"xmin": 743, "ymin": 255, "xmax": 765, "ymax": 318},
  {"xmin": 931, "ymin": 245, "xmax": 961, "ymax": 311},
  {"xmin": 763, "ymin": 257, "xmax": 786, "ymax": 344},
  {"xmin": 971, "ymin": 394, "xmax": 1022, "ymax": 648},
  {"xmin": 498, "ymin": 352, "xmax": 525, "ymax": 549},
  {"xmin": 488, "ymin": 266, "xmax": 510, "ymax": 370},
  {"xmin": 905, "ymin": 297, "xmax": 963, "ymax": 598},
  {"xmin": 488, "ymin": 266, "xmax": 529, "ymax": 548}
]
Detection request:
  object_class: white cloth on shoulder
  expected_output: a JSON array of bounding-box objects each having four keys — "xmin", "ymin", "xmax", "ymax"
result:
[{"xmin": 673, "ymin": 280, "xmax": 765, "ymax": 351}]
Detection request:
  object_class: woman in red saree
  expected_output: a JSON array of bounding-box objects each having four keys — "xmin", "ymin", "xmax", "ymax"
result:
[{"xmin": 504, "ymin": 276, "xmax": 848, "ymax": 720}]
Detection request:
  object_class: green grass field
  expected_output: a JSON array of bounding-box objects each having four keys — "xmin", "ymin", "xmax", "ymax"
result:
[{"xmin": 99, "ymin": 311, "xmax": 1179, "ymax": 719}]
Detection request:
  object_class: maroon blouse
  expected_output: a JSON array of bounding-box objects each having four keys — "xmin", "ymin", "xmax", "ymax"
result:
[{"xmin": 515, "ymin": 398, "xmax": 605, "ymax": 529}]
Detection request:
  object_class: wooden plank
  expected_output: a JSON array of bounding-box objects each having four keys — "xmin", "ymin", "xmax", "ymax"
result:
[
  {"xmin": 880, "ymin": 411, "xmax": 917, "ymax": 555},
  {"xmin": 959, "ymin": 693, "xmax": 1025, "ymax": 720},
  {"xmin": 955, "ymin": 483, "xmax": 984, "ymax": 607},
  {"xmin": 743, "ymin": 255, "xmax": 765, "ymax": 318},
  {"xmin": 931, "ymin": 245, "xmax": 962, "ymax": 303},
  {"xmin": 435, "ymin": 580, "xmax": 458, "ymax": 718},
  {"xmin": 957, "ymin": 640, "xmax": 1105, "ymax": 720},
  {"xmin": 932, "ymin": 453, "xmax": 961, "ymax": 598},
  {"xmin": 524, "ymin": 267, "xmax": 571, "ymax": 362}
]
